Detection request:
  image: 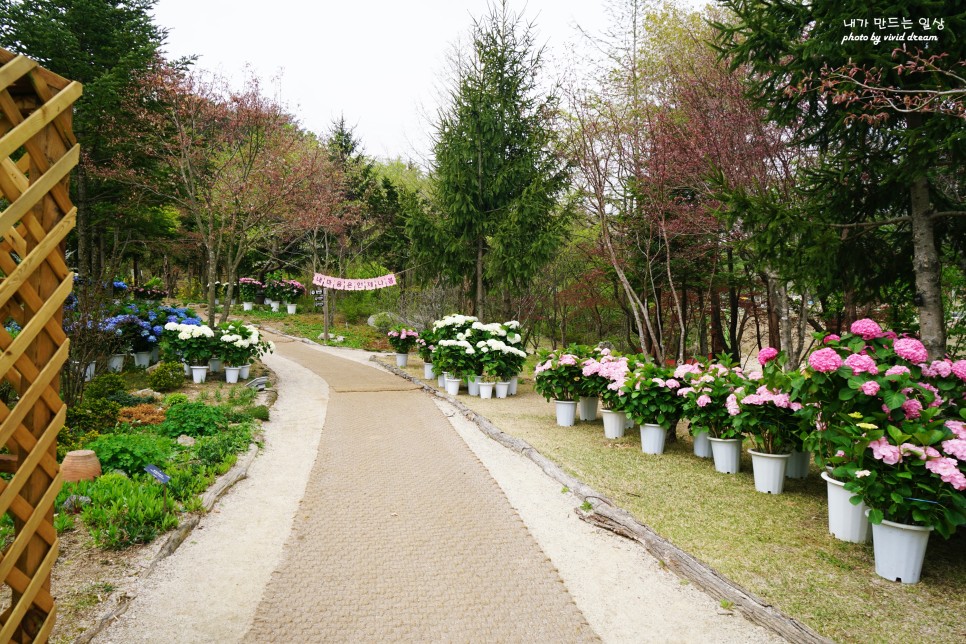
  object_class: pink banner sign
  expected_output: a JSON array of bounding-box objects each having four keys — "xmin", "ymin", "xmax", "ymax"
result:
[{"xmin": 312, "ymin": 273, "xmax": 397, "ymax": 291}]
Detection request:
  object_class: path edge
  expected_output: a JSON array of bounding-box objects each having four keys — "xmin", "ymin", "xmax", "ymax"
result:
[{"xmin": 372, "ymin": 357, "xmax": 832, "ymax": 644}]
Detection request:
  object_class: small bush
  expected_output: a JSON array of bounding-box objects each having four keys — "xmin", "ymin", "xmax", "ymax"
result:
[
  {"xmin": 149, "ymin": 361, "xmax": 185, "ymax": 393},
  {"xmin": 66, "ymin": 399, "xmax": 122, "ymax": 437},
  {"xmin": 57, "ymin": 425, "xmax": 101, "ymax": 460},
  {"xmin": 106, "ymin": 392, "xmax": 157, "ymax": 407},
  {"xmin": 71, "ymin": 474, "xmax": 179, "ymax": 549},
  {"xmin": 87, "ymin": 433, "xmax": 174, "ymax": 475},
  {"xmin": 247, "ymin": 405, "xmax": 270, "ymax": 421},
  {"xmin": 162, "ymin": 393, "xmax": 189, "ymax": 408},
  {"xmin": 159, "ymin": 402, "xmax": 228, "ymax": 438},
  {"xmin": 83, "ymin": 374, "xmax": 126, "ymax": 401},
  {"xmin": 118, "ymin": 404, "xmax": 166, "ymax": 426},
  {"xmin": 165, "ymin": 464, "xmax": 214, "ymax": 503},
  {"xmin": 194, "ymin": 423, "xmax": 253, "ymax": 467}
]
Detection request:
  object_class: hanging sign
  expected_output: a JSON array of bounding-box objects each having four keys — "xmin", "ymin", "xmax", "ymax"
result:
[{"xmin": 312, "ymin": 273, "xmax": 397, "ymax": 291}]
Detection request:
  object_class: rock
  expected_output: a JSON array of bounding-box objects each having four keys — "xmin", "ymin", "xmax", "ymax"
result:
[
  {"xmin": 367, "ymin": 312, "xmax": 405, "ymax": 330},
  {"xmin": 61, "ymin": 494, "xmax": 91, "ymax": 513},
  {"xmin": 177, "ymin": 435, "xmax": 196, "ymax": 447},
  {"xmin": 132, "ymin": 388, "xmax": 161, "ymax": 399}
]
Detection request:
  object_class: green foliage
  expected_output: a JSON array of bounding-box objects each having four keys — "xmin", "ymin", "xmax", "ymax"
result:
[
  {"xmin": 57, "ymin": 425, "xmax": 101, "ymax": 461},
  {"xmin": 69, "ymin": 474, "xmax": 179, "ymax": 549},
  {"xmin": 106, "ymin": 391, "xmax": 157, "ymax": 407},
  {"xmin": 54, "ymin": 512, "xmax": 76, "ymax": 533},
  {"xmin": 149, "ymin": 361, "xmax": 185, "ymax": 392},
  {"xmin": 86, "ymin": 433, "xmax": 174, "ymax": 475},
  {"xmin": 66, "ymin": 399, "xmax": 122, "ymax": 441},
  {"xmin": 162, "ymin": 393, "xmax": 190, "ymax": 408},
  {"xmin": 84, "ymin": 373, "xmax": 126, "ymax": 401},
  {"xmin": 159, "ymin": 402, "xmax": 228, "ymax": 438},
  {"xmin": 194, "ymin": 423, "xmax": 253, "ymax": 467}
]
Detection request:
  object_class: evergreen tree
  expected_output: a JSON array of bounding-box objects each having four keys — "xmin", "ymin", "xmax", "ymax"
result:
[{"xmin": 428, "ymin": 1, "xmax": 571, "ymax": 317}]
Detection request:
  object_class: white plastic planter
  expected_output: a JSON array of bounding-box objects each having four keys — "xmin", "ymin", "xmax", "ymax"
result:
[
  {"xmin": 578, "ymin": 396, "xmax": 599, "ymax": 422},
  {"xmin": 239, "ymin": 364, "xmax": 251, "ymax": 379},
  {"xmin": 479, "ymin": 382, "xmax": 495, "ymax": 399},
  {"xmin": 133, "ymin": 351, "xmax": 150, "ymax": 368},
  {"xmin": 555, "ymin": 400, "xmax": 578, "ymax": 427},
  {"xmin": 708, "ymin": 437, "xmax": 742, "ymax": 474},
  {"xmin": 287, "ymin": 303, "xmax": 297, "ymax": 314},
  {"xmin": 191, "ymin": 366, "xmax": 208, "ymax": 384},
  {"xmin": 423, "ymin": 363, "xmax": 435, "ymax": 379},
  {"xmin": 692, "ymin": 431, "xmax": 711, "ymax": 458},
  {"xmin": 821, "ymin": 472, "xmax": 870, "ymax": 543},
  {"xmin": 509, "ymin": 376, "xmax": 519, "ymax": 395},
  {"xmin": 108, "ymin": 354, "xmax": 125, "ymax": 373},
  {"xmin": 395, "ymin": 353, "xmax": 409, "ymax": 368},
  {"xmin": 868, "ymin": 511, "xmax": 933, "ymax": 584},
  {"xmin": 242, "ymin": 302, "xmax": 254, "ymax": 311},
  {"xmin": 749, "ymin": 450, "xmax": 791, "ymax": 494},
  {"xmin": 445, "ymin": 377, "xmax": 461, "ymax": 396},
  {"xmin": 601, "ymin": 410, "xmax": 625, "ymax": 439},
  {"xmin": 224, "ymin": 366, "xmax": 241, "ymax": 384},
  {"xmin": 467, "ymin": 375, "xmax": 481, "ymax": 396},
  {"xmin": 640, "ymin": 423, "xmax": 666, "ymax": 455},
  {"xmin": 785, "ymin": 450, "xmax": 811, "ymax": 479},
  {"xmin": 495, "ymin": 381, "xmax": 510, "ymax": 398}
]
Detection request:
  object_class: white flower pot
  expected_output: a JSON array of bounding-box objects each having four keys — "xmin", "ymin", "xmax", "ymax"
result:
[
  {"xmin": 224, "ymin": 366, "xmax": 241, "ymax": 384},
  {"xmin": 133, "ymin": 351, "xmax": 151, "ymax": 368},
  {"xmin": 437, "ymin": 373, "xmax": 446, "ymax": 388},
  {"xmin": 868, "ymin": 510, "xmax": 933, "ymax": 584},
  {"xmin": 785, "ymin": 450, "xmax": 811, "ymax": 479},
  {"xmin": 445, "ymin": 377, "xmax": 461, "ymax": 396},
  {"xmin": 578, "ymin": 396, "xmax": 599, "ymax": 422},
  {"xmin": 83, "ymin": 361, "xmax": 96, "ymax": 381},
  {"xmin": 640, "ymin": 423, "xmax": 666, "ymax": 455},
  {"xmin": 602, "ymin": 410, "xmax": 625, "ymax": 439},
  {"xmin": 287, "ymin": 303, "xmax": 297, "ymax": 314},
  {"xmin": 479, "ymin": 382, "xmax": 495, "ymax": 399},
  {"xmin": 708, "ymin": 437, "xmax": 742, "ymax": 474},
  {"xmin": 466, "ymin": 375, "xmax": 482, "ymax": 396},
  {"xmin": 270, "ymin": 302, "xmax": 280, "ymax": 312},
  {"xmin": 509, "ymin": 375, "xmax": 519, "ymax": 395},
  {"xmin": 243, "ymin": 302, "xmax": 254, "ymax": 311},
  {"xmin": 692, "ymin": 430, "xmax": 711, "ymax": 458},
  {"xmin": 495, "ymin": 381, "xmax": 510, "ymax": 398},
  {"xmin": 191, "ymin": 366, "xmax": 208, "ymax": 384},
  {"xmin": 625, "ymin": 414, "xmax": 634, "ymax": 430},
  {"xmin": 395, "ymin": 353, "xmax": 409, "ymax": 368},
  {"xmin": 821, "ymin": 472, "xmax": 870, "ymax": 543},
  {"xmin": 183, "ymin": 362, "xmax": 191, "ymax": 376},
  {"xmin": 209, "ymin": 358, "xmax": 222, "ymax": 373},
  {"xmin": 108, "ymin": 354, "xmax": 125, "ymax": 373},
  {"xmin": 423, "ymin": 363, "xmax": 435, "ymax": 379},
  {"xmin": 264, "ymin": 298, "xmax": 273, "ymax": 306},
  {"xmin": 749, "ymin": 450, "xmax": 791, "ymax": 494},
  {"xmin": 240, "ymin": 364, "xmax": 251, "ymax": 379},
  {"xmin": 555, "ymin": 400, "xmax": 578, "ymax": 427}
]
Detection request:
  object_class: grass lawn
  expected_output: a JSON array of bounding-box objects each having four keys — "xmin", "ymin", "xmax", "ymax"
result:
[{"xmin": 390, "ymin": 357, "xmax": 964, "ymax": 644}]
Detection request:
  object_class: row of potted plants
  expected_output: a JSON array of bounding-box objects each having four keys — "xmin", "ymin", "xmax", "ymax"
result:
[
  {"xmin": 237, "ymin": 278, "xmax": 306, "ymax": 312},
  {"xmin": 160, "ymin": 320, "xmax": 275, "ymax": 383},
  {"xmin": 532, "ymin": 321, "xmax": 965, "ymax": 584},
  {"xmin": 387, "ymin": 314, "xmax": 528, "ymax": 399}
]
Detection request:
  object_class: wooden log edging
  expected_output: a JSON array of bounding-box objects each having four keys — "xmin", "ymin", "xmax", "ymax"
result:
[{"xmin": 372, "ymin": 358, "xmax": 832, "ymax": 644}]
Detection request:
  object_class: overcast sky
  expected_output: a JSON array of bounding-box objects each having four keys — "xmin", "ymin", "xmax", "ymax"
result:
[{"xmin": 151, "ymin": 1, "xmax": 699, "ymax": 164}]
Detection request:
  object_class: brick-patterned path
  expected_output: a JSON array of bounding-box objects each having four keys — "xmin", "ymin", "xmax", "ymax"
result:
[{"xmin": 243, "ymin": 338, "xmax": 598, "ymax": 642}]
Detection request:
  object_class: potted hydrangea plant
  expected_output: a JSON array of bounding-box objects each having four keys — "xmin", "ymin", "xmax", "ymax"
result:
[
  {"xmin": 581, "ymin": 349, "xmax": 632, "ymax": 437},
  {"xmin": 534, "ymin": 347, "xmax": 586, "ymax": 427},
  {"xmin": 621, "ymin": 362, "xmax": 683, "ymax": 455},
  {"xmin": 677, "ymin": 359, "xmax": 744, "ymax": 473},
  {"xmin": 387, "ymin": 325, "xmax": 419, "ymax": 367},
  {"xmin": 238, "ymin": 278, "xmax": 263, "ymax": 311}
]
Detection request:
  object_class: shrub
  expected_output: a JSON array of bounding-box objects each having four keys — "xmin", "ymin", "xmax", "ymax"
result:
[
  {"xmin": 83, "ymin": 373, "xmax": 126, "ymax": 401},
  {"xmin": 118, "ymin": 404, "xmax": 166, "ymax": 426},
  {"xmin": 66, "ymin": 399, "xmax": 122, "ymax": 437},
  {"xmin": 195, "ymin": 423, "xmax": 254, "ymax": 467},
  {"xmin": 149, "ymin": 361, "xmax": 185, "ymax": 392},
  {"xmin": 164, "ymin": 464, "xmax": 214, "ymax": 503},
  {"xmin": 70, "ymin": 474, "xmax": 179, "ymax": 549},
  {"xmin": 106, "ymin": 392, "xmax": 157, "ymax": 407},
  {"xmin": 162, "ymin": 393, "xmax": 189, "ymax": 407},
  {"xmin": 159, "ymin": 402, "xmax": 228, "ymax": 438},
  {"xmin": 57, "ymin": 425, "xmax": 100, "ymax": 460},
  {"xmin": 86, "ymin": 433, "xmax": 174, "ymax": 475}
]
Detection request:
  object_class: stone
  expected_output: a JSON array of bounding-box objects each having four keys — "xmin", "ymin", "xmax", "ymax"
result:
[
  {"xmin": 132, "ymin": 388, "xmax": 162, "ymax": 399},
  {"xmin": 61, "ymin": 494, "xmax": 92, "ymax": 513},
  {"xmin": 177, "ymin": 435, "xmax": 196, "ymax": 447}
]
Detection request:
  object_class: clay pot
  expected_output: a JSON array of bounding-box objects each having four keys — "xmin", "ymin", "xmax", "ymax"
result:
[{"xmin": 61, "ymin": 450, "xmax": 101, "ymax": 482}]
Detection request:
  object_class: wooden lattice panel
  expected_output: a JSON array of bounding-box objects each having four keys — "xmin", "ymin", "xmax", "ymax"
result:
[{"xmin": 0, "ymin": 48, "xmax": 80, "ymax": 642}]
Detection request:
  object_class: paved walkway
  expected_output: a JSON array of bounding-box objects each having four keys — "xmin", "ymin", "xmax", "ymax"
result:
[{"xmin": 243, "ymin": 338, "xmax": 597, "ymax": 641}]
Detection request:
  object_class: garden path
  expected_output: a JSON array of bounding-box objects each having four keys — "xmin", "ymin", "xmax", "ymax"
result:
[{"xmin": 96, "ymin": 334, "xmax": 780, "ymax": 643}]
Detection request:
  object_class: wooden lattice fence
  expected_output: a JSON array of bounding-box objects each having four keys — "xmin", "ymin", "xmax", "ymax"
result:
[{"xmin": 0, "ymin": 48, "xmax": 81, "ymax": 642}]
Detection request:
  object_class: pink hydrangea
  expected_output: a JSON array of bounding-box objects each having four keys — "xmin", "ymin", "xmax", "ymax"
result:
[
  {"xmin": 696, "ymin": 394, "xmax": 712, "ymax": 407},
  {"xmin": 665, "ymin": 378, "xmax": 680, "ymax": 389},
  {"xmin": 725, "ymin": 393, "xmax": 740, "ymax": 416},
  {"xmin": 925, "ymin": 457, "xmax": 966, "ymax": 490},
  {"xmin": 790, "ymin": 402, "xmax": 803, "ymax": 411},
  {"xmin": 741, "ymin": 393, "xmax": 765, "ymax": 405},
  {"xmin": 901, "ymin": 398, "xmax": 923, "ymax": 419},
  {"xmin": 757, "ymin": 347, "xmax": 778, "ymax": 365},
  {"xmin": 823, "ymin": 334, "xmax": 840, "ymax": 344},
  {"xmin": 559, "ymin": 354, "xmax": 578, "ymax": 366},
  {"xmin": 917, "ymin": 381, "xmax": 943, "ymax": 408},
  {"xmin": 835, "ymin": 450, "xmax": 846, "ymax": 458},
  {"xmin": 850, "ymin": 318, "xmax": 882, "ymax": 340},
  {"xmin": 677, "ymin": 387, "xmax": 694, "ymax": 397},
  {"xmin": 900, "ymin": 443, "xmax": 928, "ymax": 460},
  {"xmin": 845, "ymin": 353, "xmax": 878, "ymax": 375},
  {"xmin": 885, "ymin": 365, "xmax": 910, "ymax": 377},
  {"xmin": 942, "ymin": 439, "xmax": 966, "ymax": 461},
  {"xmin": 951, "ymin": 360, "xmax": 966, "ymax": 382},
  {"xmin": 922, "ymin": 360, "xmax": 952, "ymax": 379},
  {"xmin": 859, "ymin": 380, "xmax": 880, "ymax": 396},
  {"xmin": 808, "ymin": 347, "xmax": 843, "ymax": 373},
  {"xmin": 881, "ymin": 331, "xmax": 898, "ymax": 340},
  {"xmin": 947, "ymin": 420, "xmax": 966, "ymax": 440},
  {"xmin": 869, "ymin": 437, "xmax": 902, "ymax": 465},
  {"xmin": 893, "ymin": 338, "xmax": 929, "ymax": 364},
  {"xmin": 673, "ymin": 363, "xmax": 702, "ymax": 379},
  {"xmin": 534, "ymin": 360, "xmax": 553, "ymax": 374}
]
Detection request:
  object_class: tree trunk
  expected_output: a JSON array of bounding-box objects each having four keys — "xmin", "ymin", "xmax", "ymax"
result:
[
  {"xmin": 476, "ymin": 235, "xmax": 484, "ymax": 319},
  {"xmin": 909, "ymin": 174, "xmax": 946, "ymax": 359}
]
